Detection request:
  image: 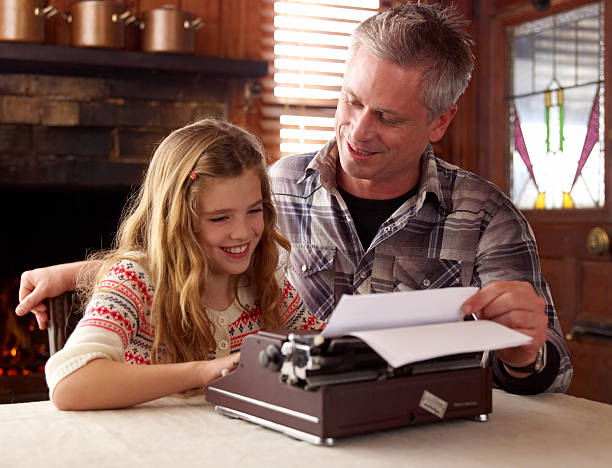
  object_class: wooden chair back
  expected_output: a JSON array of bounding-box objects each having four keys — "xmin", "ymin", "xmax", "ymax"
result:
[{"xmin": 45, "ymin": 292, "xmax": 83, "ymax": 355}]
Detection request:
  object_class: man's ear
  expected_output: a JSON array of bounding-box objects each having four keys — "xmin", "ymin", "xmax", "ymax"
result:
[{"xmin": 428, "ymin": 105, "xmax": 457, "ymax": 143}]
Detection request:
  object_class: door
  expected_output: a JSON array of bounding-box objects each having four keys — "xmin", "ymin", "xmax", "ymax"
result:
[{"xmin": 477, "ymin": 0, "xmax": 612, "ymax": 403}]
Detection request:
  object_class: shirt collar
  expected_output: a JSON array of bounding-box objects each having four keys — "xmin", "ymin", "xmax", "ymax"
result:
[
  {"xmin": 415, "ymin": 144, "xmax": 447, "ymax": 214},
  {"xmin": 300, "ymin": 138, "xmax": 339, "ymax": 190},
  {"xmin": 301, "ymin": 139, "xmax": 447, "ymax": 214}
]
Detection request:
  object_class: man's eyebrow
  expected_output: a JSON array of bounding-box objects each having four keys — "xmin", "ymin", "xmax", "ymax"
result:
[{"xmin": 344, "ymin": 86, "xmax": 407, "ymax": 119}]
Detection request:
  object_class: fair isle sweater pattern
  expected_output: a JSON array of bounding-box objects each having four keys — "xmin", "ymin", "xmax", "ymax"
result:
[{"xmin": 74, "ymin": 259, "xmax": 323, "ymax": 366}]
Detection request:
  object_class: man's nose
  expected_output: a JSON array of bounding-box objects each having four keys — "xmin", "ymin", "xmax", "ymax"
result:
[{"xmin": 351, "ymin": 109, "xmax": 373, "ymax": 141}]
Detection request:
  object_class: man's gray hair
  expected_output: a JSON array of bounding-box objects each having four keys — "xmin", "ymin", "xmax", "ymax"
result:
[{"xmin": 350, "ymin": 3, "xmax": 474, "ymax": 120}]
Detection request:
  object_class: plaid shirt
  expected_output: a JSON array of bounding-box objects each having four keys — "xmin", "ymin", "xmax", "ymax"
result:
[{"xmin": 269, "ymin": 139, "xmax": 572, "ymax": 393}]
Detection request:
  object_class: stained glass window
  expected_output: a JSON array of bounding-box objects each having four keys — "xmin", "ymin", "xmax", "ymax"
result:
[{"xmin": 509, "ymin": 2, "xmax": 604, "ymax": 209}]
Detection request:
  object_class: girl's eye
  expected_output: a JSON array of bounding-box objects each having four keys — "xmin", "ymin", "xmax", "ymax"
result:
[
  {"xmin": 248, "ymin": 208, "xmax": 263, "ymax": 215},
  {"xmin": 210, "ymin": 216, "xmax": 228, "ymax": 223}
]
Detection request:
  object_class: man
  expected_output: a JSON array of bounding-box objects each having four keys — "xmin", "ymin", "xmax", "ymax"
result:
[
  {"xmin": 17, "ymin": 4, "xmax": 571, "ymax": 395},
  {"xmin": 267, "ymin": 3, "xmax": 571, "ymax": 394}
]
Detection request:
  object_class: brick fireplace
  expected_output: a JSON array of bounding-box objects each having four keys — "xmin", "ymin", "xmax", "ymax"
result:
[{"xmin": 0, "ymin": 43, "xmax": 266, "ymax": 403}]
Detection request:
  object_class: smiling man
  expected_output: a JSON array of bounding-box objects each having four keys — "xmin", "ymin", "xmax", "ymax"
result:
[
  {"xmin": 269, "ymin": 3, "xmax": 572, "ymax": 395},
  {"xmin": 16, "ymin": 3, "xmax": 572, "ymax": 397}
]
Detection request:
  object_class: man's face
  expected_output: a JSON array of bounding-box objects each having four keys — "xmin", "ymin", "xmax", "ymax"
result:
[{"xmin": 334, "ymin": 46, "xmax": 456, "ymax": 199}]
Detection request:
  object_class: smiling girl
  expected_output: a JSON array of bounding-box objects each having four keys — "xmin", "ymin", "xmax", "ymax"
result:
[{"xmin": 44, "ymin": 119, "xmax": 324, "ymax": 410}]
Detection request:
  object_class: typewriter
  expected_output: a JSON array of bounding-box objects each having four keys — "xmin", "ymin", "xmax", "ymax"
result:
[{"xmin": 206, "ymin": 330, "xmax": 492, "ymax": 445}]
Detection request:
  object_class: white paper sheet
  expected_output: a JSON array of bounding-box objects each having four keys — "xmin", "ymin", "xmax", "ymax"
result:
[
  {"xmin": 322, "ymin": 287, "xmax": 480, "ymax": 338},
  {"xmin": 351, "ymin": 320, "xmax": 532, "ymax": 368},
  {"xmin": 319, "ymin": 287, "xmax": 532, "ymax": 368}
]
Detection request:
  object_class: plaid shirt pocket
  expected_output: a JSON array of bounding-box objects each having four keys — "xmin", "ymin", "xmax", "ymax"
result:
[{"xmin": 393, "ymin": 257, "xmax": 463, "ymax": 291}]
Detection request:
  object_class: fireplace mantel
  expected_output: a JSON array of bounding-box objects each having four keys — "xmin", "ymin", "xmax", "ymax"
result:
[{"xmin": 0, "ymin": 42, "xmax": 268, "ymax": 78}]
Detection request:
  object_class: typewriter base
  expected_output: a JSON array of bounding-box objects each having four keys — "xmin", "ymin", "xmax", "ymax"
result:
[
  {"xmin": 214, "ymin": 405, "xmax": 336, "ymax": 445},
  {"xmin": 206, "ymin": 332, "xmax": 493, "ymax": 444}
]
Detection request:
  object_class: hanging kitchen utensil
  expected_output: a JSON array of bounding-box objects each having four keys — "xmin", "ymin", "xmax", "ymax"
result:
[
  {"xmin": 0, "ymin": 0, "xmax": 57, "ymax": 43},
  {"xmin": 68, "ymin": 0, "xmax": 136, "ymax": 49},
  {"xmin": 140, "ymin": 4, "xmax": 204, "ymax": 54}
]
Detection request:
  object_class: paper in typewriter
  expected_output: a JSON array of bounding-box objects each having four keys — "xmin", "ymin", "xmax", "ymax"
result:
[{"xmin": 321, "ymin": 287, "xmax": 532, "ymax": 368}]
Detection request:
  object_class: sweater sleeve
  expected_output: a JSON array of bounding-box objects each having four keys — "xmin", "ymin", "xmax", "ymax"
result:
[
  {"xmin": 45, "ymin": 258, "xmax": 153, "ymax": 396},
  {"xmin": 276, "ymin": 270, "xmax": 326, "ymax": 331}
]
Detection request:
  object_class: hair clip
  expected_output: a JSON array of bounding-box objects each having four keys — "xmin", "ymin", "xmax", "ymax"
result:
[{"xmin": 189, "ymin": 170, "xmax": 197, "ymax": 180}]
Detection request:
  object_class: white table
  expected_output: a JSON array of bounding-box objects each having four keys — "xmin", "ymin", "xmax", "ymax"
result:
[{"xmin": 1, "ymin": 390, "xmax": 611, "ymax": 467}]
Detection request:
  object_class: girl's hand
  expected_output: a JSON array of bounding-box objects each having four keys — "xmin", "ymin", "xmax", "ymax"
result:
[{"xmin": 198, "ymin": 353, "xmax": 240, "ymax": 387}]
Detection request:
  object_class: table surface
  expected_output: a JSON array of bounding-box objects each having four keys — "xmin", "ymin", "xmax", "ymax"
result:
[{"xmin": 1, "ymin": 389, "xmax": 611, "ymax": 468}]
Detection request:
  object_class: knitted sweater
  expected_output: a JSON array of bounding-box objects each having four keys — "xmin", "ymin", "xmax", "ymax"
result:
[{"xmin": 45, "ymin": 258, "xmax": 325, "ymax": 395}]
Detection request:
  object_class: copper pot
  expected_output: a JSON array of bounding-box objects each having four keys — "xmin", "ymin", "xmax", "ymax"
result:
[
  {"xmin": 0, "ymin": 0, "xmax": 57, "ymax": 43},
  {"xmin": 140, "ymin": 5, "xmax": 203, "ymax": 54},
  {"xmin": 68, "ymin": 0, "xmax": 136, "ymax": 49}
]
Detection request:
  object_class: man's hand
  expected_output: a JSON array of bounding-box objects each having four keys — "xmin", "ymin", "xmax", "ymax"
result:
[
  {"xmin": 461, "ymin": 281, "xmax": 547, "ymax": 375},
  {"xmin": 16, "ymin": 262, "xmax": 90, "ymax": 330}
]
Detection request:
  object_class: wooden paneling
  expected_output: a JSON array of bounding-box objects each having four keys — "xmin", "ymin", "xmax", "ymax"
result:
[
  {"xmin": 183, "ymin": 0, "xmax": 221, "ymax": 57},
  {"xmin": 567, "ymin": 337, "xmax": 612, "ymax": 403},
  {"xmin": 540, "ymin": 257, "xmax": 577, "ymax": 324},
  {"xmin": 431, "ymin": 0, "xmax": 479, "ymax": 172},
  {"xmin": 580, "ymin": 261, "xmax": 612, "ymax": 323}
]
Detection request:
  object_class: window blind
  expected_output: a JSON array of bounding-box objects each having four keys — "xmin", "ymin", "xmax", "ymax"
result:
[{"xmin": 260, "ymin": 0, "xmax": 380, "ymax": 160}]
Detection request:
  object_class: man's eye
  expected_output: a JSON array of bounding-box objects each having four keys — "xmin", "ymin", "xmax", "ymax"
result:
[
  {"xmin": 346, "ymin": 97, "xmax": 361, "ymax": 108},
  {"xmin": 378, "ymin": 114, "xmax": 400, "ymax": 126}
]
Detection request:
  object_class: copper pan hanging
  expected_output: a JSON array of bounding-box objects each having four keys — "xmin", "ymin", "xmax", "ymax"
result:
[
  {"xmin": 0, "ymin": 0, "xmax": 57, "ymax": 43},
  {"xmin": 140, "ymin": 4, "xmax": 203, "ymax": 54},
  {"xmin": 67, "ymin": 0, "xmax": 136, "ymax": 49}
]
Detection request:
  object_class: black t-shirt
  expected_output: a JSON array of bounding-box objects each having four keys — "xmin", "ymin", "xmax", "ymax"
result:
[{"xmin": 338, "ymin": 185, "xmax": 418, "ymax": 250}]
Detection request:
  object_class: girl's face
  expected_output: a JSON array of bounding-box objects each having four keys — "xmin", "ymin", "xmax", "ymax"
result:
[{"xmin": 197, "ymin": 168, "xmax": 265, "ymax": 278}]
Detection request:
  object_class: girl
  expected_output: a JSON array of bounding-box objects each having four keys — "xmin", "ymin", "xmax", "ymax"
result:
[{"xmin": 45, "ymin": 119, "xmax": 324, "ymax": 411}]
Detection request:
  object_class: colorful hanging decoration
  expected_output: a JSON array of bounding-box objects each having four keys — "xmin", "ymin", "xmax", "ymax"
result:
[
  {"xmin": 545, "ymin": 87, "xmax": 564, "ymax": 153},
  {"xmin": 571, "ymin": 88, "xmax": 600, "ymax": 188},
  {"xmin": 514, "ymin": 108, "xmax": 537, "ymax": 186},
  {"xmin": 513, "ymin": 107, "xmax": 544, "ymax": 207}
]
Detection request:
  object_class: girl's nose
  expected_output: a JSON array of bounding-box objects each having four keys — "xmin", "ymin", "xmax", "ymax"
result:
[{"xmin": 230, "ymin": 219, "xmax": 252, "ymax": 240}]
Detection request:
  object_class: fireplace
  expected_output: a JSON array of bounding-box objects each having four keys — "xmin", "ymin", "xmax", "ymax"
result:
[
  {"xmin": 0, "ymin": 187, "xmax": 131, "ymax": 403},
  {"xmin": 0, "ymin": 43, "xmax": 266, "ymax": 403}
]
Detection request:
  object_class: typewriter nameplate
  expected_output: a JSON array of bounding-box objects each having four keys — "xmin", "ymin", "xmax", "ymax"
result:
[{"xmin": 419, "ymin": 390, "xmax": 448, "ymax": 419}]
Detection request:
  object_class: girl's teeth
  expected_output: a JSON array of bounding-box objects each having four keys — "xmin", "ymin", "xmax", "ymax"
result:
[{"xmin": 224, "ymin": 245, "xmax": 247, "ymax": 254}]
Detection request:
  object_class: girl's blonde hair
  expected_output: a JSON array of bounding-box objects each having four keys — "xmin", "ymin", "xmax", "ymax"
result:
[{"xmin": 87, "ymin": 119, "xmax": 288, "ymax": 364}]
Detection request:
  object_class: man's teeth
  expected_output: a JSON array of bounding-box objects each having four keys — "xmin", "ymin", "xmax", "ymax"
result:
[
  {"xmin": 223, "ymin": 245, "xmax": 247, "ymax": 254},
  {"xmin": 350, "ymin": 143, "xmax": 375, "ymax": 156}
]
